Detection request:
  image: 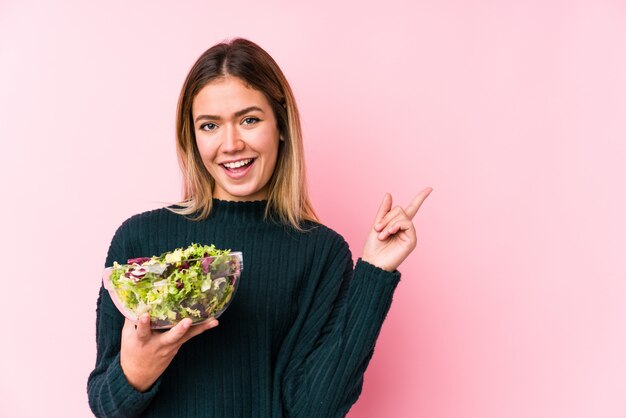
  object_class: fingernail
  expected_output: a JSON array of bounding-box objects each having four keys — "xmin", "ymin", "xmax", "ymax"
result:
[
  {"xmin": 141, "ymin": 315, "xmax": 149, "ymax": 324},
  {"xmin": 209, "ymin": 320, "xmax": 219, "ymax": 327}
]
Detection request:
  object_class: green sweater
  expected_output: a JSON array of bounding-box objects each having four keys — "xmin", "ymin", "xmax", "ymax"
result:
[{"xmin": 87, "ymin": 200, "xmax": 400, "ymax": 417}]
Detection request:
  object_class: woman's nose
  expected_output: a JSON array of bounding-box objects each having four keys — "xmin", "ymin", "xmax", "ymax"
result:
[{"xmin": 221, "ymin": 125, "xmax": 245, "ymax": 153}]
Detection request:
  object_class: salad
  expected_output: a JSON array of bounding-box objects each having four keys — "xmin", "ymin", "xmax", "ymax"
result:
[{"xmin": 103, "ymin": 243, "xmax": 243, "ymax": 329}]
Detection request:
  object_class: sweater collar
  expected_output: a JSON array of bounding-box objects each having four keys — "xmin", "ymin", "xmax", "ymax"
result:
[{"xmin": 208, "ymin": 199, "xmax": 270, "ymax": 224}]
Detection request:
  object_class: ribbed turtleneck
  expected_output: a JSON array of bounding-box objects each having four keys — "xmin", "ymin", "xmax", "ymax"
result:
[
  {"xmin": 190, "ymin": 199, "xmax": 270, "ymax": 224},
  {"xmin": 88, "ymin": 202, "xmax": 400, "ymax": 418},
  {"xmin": 162, "ymin": 199, "xmax": 270, "ymax": 224}
]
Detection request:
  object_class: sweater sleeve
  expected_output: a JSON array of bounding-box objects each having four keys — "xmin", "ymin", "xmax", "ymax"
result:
[
  {"xmin": 275, "ymin": 235, "xmax": 401, "ymax": 418},
  {"xmin": 87, "ymin": 219, "xmax": 161, "ymax": 417}
]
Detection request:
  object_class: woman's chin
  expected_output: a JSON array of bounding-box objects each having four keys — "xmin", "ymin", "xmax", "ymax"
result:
[{"xmin": 213, "ymin": 185, "xmax": 268, "ymax": 201}]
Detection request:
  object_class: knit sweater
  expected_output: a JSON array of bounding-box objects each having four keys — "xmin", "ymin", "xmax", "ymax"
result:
[{"xmin": 87, "ymin": 200, "xmax": 400, "ymax": 418}]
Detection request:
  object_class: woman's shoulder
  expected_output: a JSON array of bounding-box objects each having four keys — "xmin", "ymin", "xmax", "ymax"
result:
[
  {"xmin": 297, "ymin": 221, "xmax": 351, "ymax": 257},
  {"xmin": 112, "ymin": 205, "xmax": 181, "ymax": 237}
]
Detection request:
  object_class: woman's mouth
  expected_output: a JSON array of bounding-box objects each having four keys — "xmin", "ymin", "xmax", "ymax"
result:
[{"xmin": 220, "ymin": 158, "xmax": 255, "ymax": 178}]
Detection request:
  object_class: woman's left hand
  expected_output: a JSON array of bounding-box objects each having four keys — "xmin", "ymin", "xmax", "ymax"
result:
[{"xmin": 361, "ymin": 188, "xmax": 433, "ymax": 272}]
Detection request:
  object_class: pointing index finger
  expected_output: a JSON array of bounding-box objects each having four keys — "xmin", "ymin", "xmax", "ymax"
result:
[{"xmin": 404, "ymin": 187, "xmax": 433, "ymax": 220}]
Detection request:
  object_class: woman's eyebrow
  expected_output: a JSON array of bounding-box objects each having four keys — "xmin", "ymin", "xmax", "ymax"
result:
[
  {"xmin": 234, "ymin": 106, "xmax": 264, "ymax": 118},
  {"xmin": 195, "ymin": 106, "xmax": 264, "ymax": 123}
]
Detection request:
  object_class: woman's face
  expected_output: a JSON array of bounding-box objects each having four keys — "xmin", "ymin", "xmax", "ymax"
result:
[{"xmin": 192, "ymin": 76, "xmax": 281, "ymax": 201}]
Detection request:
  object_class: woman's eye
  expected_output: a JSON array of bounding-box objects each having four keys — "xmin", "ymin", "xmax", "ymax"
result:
[
  {"xmin": 200, "ymin": 123, "xmax": 218, "ymax": 131},
  {"xmin": 242, "ymin": 117, "xmax": 259, "ymax": 126}
]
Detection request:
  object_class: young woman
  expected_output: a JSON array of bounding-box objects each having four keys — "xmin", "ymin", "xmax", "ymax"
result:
[{"xmin": 87, "ymin": 38, "xmax": 432, "ymax": 418}]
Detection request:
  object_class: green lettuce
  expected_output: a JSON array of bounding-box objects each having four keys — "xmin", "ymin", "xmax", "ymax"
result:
[{"xmin": 109, "ymin": 243, "xmax": 240, "ymax": 328}]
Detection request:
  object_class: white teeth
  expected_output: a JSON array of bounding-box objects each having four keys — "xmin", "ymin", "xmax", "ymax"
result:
[{"xmin": 223, "ymin": 159, "xmax": 252, "ymax": 169}]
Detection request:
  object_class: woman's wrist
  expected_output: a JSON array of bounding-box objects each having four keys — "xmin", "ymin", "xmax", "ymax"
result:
[
  {"xmin": 120, "ymin": 353, "xmax": 159, "ymax": 393},
  {"xmin": 359, "ymin": 256, "xmax": 396, "ymax": 272}
]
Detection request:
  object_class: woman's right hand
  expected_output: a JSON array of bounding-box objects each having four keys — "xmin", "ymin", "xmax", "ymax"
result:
[{"xmin": 120, "ymin": 313, "xmax": 219, "ymax": 392}]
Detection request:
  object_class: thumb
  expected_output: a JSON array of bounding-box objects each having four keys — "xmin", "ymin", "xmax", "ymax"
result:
[{"xmin": 162, "ymin": 318, "xmax": 193, "ymax": 345}]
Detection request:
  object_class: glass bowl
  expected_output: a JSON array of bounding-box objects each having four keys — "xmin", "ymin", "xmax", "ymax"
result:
[{"xmin": 103, "ymin": 251, "xmax": 242, "ymax": 329}]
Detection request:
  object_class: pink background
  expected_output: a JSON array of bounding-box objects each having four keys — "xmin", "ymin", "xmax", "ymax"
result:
[{"xmin": 1, "ymin": 0, "xmax": 625, "ymax": 417}]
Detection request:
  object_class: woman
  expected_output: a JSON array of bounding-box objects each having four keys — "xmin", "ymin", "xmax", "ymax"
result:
[{"xmin": 87, "ymin": 38, "xmax": 432, "ymax": 418}]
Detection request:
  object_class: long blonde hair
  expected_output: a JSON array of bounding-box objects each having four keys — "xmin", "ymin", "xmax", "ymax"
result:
[{"xmin": 169, "ymin": 38, "xmax": 318, "ymax": 229}]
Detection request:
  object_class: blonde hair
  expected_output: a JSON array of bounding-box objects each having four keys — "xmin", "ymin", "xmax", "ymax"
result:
[{"xmin": 169, "ymin": 38, "xmax": 318, "ymax": 229}]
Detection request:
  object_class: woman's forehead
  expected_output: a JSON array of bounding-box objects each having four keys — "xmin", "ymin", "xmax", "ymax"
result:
[
  {"xmin": 193, "ymin": 77, "xmax": 269, "ymax": 114},
  {"xmin": 191, "ymin": 78, "xmax": 277, "ymax": 127}
]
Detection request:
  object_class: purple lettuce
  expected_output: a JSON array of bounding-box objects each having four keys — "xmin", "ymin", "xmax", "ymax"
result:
[
  {"xmin": 127, "ymin": 257, "xmax": 151, "ymax": 265},
  {"xmin": 201, "ymin": 257, "xmax": 213, "ymax": 274}
]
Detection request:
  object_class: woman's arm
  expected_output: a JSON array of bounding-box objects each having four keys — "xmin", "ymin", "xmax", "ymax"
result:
[
  {"xmin": 274, "ymin": 234, "xmax": 400, "ymax": 418},
  {"xmin": 275, "ymin": 189, "xmax": 431, "ymax": 417},
  {"xmin": 87, "ymin": 219, "xmax": 160, "ymax": 417},
  {"xmin": 87, "ymin": 219, "xmax": 218, "ymax": 417},
  {"xmin": 87, "ymin": 287, "xmax": 162, "ymax": 417}
]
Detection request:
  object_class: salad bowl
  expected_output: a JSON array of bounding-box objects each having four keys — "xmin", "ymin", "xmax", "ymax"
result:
[{"xmin": 103, "ymin": 244, "xmax": 243, "ymax": 329}]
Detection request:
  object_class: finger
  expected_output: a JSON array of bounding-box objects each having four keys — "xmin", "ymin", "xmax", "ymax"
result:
[
  {"xmin": 404, "ymin": 187, "xmax": 433, "ymax": 220},
  {"xmin": 162, "ymin": 318, "xmax": 193, "ymax": 345},
  {"xmin": 378, "ymin": 217, "xmax": 413, "ymax": 240},
  {"xmin": 373, "ymin": 193, "xmax": 392, "ymax": 231},
  {"xmin": 135, "ymin": 313, "xmax": 152, "ymax": 341},
  {"xmin": 376, "ymin": 206, "xmax": 404, "ymax": 232},
  {"xmin": 180, "ymin": 318, "xmax": 219, "ymax": 345}
]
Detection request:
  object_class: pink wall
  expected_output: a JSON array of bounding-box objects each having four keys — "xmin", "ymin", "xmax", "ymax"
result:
[{"xmin": 1, "ymin": 0, "xmax": 625, "ymax": 417}]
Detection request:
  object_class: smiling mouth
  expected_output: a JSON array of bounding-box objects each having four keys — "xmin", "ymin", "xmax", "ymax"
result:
[{"xmin": 221, "ymin": 158, "xmax": 255, "ymax": 172}]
